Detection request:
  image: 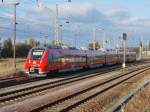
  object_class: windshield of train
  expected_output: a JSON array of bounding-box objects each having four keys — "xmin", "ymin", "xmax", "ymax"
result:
[{"xmin": 30, "ymin": 48, "xmax": 45, "ymax": 60}]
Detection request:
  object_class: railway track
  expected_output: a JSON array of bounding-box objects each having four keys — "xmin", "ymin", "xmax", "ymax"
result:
[
  {"xmin": 38, "ymin": 65, "xmax": 150, "ymax": 112},
  {"xmin": 0, "ymin": 63, "xmax": 149, "ymax": 112},
  {"xmin": 0, "ymin": 61, "xmax": 145, "ymax": 89},
  {"xmin": 0, "ymin": 65, "xmax": 122, "ymax": 105},
  {"xmin": 105, "ymin": 80, "xmax": 150, "ymax": 112},
  {"xmin": 0, "ymin": 65, "xmax": 121, "ymax": 89},
  {"xmin": 0, "ymin": 75, "xmax": 46, "ymax": 89},
  {"xmin": 0, "ymin": 60, "xmax": 147, "ymax": 89},
  {"xmin": 0, "ymin": 63, "xmax": 145, "ymax": 104}
]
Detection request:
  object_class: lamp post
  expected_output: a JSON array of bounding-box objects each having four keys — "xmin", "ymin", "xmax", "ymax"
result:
[
  {"xmin": 13, "ymin": 2, "xmax": 19, "ymax": 71},
  {"xmin": 92, "ymin": 28, "xmax": 96, "ymax": 50},
  {"xmin": 74, "ymin": 25, "xmax": 80, "ymax": 48},
  {"xmin": 36, "ymin": 1, "xmax": 71, "ymax": 46},
  {"xmin": 53, "ymin": 4, "xmax": 59, "ymax": 45},
  {"xmin": 0, "ymin": 2, "xmax": 19, "ymax": 70},
  {"xmin": 122, "ymin": 33, "xmax": 127, "ymax": 69},
  {"xmin": 95, "ymin": 28, "xmax": 106, "ymax": 50},
  {"xmin": 44, "ymin": 35, "xmax": 48, "ymax": 46},
  {"xmin": 39, "ymin": 4, "xmax": 59, "ymax": 46},
  {"xmin": 54, "ymin": 4, "xmax": 70, "ymax": 46},
  {"xmin": 59, "ymin": 24, "xmax": 63, "ymax": 46},
  {"xmin": 139, "ymin": 35, "xmax": 143, "ymax": 60}
]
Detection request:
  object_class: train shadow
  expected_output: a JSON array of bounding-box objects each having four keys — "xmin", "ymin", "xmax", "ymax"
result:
[
  {"xmin": 45, "ymin": 61, "xmax": 144, "ymax": 79},
  {"xmin": 45, "ymin": 64, "xmax": 117, "ymax": 79}
]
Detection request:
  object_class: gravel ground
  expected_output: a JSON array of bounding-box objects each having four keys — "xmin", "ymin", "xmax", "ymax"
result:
[
  {"xmin": 0, "ymin": 70, "xmax": 122, "ymax": 112},
  {"xmin": 70, "ymin": 68, "xmax": 150, "ymax": 112},
  {"xmin": 0, "ymin": 62, "xmax": 149, "ymax": 112},
  {"xmin": 124, "ymin": 80, "xmax": 150, "ymax": 112}
]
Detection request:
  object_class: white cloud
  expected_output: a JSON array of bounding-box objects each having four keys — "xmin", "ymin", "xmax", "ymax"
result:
[
  {"xmin": 1, "ymin": 2, "xmax": 150, "ymax": 47},
  {"xmin": 127, "ymin": 18, "xmax": 150, "ymax": 28},
  {"xmin": 105, "ymin": 5, "xmax": 128, "ymax": 15},
  {"xmin": 105, "ymin": 5, "xmax": 130, "ymax": 23},
  {"xmin": 1, "ymin": 0, "xmax": 19, "ymax": 4},
  {"xmin": 0, "ymin": 11, "xmax": 13, "ymax": 18},
  {"xmin": 59, "ymin": 3, "xmax": 94, "ymax": 16}
]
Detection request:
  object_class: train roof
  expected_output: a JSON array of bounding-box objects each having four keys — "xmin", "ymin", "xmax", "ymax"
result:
[
  {"xmin": 49, "ymin": 48, "xmax": 105, "ymax": 56},
  {"xmin": 31, "ymin": 46, "xmax": 47, "ymax": 50},
  {"xmin": 31, "ymin": 45, "xmax": 136, "ymax": 56}
]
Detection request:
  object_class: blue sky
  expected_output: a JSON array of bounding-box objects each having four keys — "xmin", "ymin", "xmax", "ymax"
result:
[{"xmin": 0, "ymin": 0, "xmax": 150, "ymax": 48}]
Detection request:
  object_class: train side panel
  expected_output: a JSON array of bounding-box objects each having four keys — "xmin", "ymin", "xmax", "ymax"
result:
[{"xmin": 24, "ymin": 47, "xmax": 137, "ymax": 77}]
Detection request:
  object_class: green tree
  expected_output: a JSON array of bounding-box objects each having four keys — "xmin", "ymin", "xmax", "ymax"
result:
[
  {"xmin": 28, "ymin": 38, "xmax": 40, "ymax": 48},
  {"xmin": 88, "ymin": 41, "xmax": 100, "ymax": 50},
  {"xmin": 1, "ymin": 38, "xmax": 13, "ymax": 57},
  {"xmin": 1, "ymin": 38, "xmax": 41, "ymax": 58},
  {"xmin": 51, "ymin": 40, "xmax": 62, "ymax": 46},
  {"xmin": 16, "ymin": 43, "xmax": 31, "ymax": 57}
]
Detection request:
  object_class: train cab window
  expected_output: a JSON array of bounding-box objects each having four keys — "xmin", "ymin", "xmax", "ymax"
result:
[{"xmin": 30, "ymin": 49, "xmax": 45, "ymax": 60}]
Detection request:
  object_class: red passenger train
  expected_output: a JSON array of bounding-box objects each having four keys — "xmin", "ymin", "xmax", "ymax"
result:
[{"xmin": 24, "ymin": 45, "xmax": 136, "ymax": 77}]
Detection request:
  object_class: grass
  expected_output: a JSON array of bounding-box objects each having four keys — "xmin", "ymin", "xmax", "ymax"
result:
[
  {"xmin": 124, "ymin": 83, "xmax": 150, "ymax": 112},
  {"xmin": 0, "ymin": 58, "xmax": 25, "ymax": 78},
  {"xmin": 144, "ymin": 109, "xmax": 150, "ymax": 112}
]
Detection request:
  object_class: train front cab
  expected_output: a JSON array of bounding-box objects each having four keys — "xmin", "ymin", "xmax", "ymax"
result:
[{"xmin": 24, "ymin": 47, "xmax": 49, "ymax": 77}]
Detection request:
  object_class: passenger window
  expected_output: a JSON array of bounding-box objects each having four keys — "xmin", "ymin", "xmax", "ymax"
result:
[{"xmin": 48, "ymin": 54, "xmax": 53, "ymax": 63}]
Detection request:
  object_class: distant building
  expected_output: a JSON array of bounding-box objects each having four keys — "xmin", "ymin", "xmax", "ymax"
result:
[{"xmin": 79, "ymin": 47, "xmax": 88, "ymax": 50}]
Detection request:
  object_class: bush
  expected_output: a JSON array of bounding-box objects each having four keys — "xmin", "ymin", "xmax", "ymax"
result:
[
  {"xmin": 0, "ymin": 38, "xmax": 38, "ymax": 58},
  {"xmin": 16, "ymin": 43, "xmax": 31, "ymax": 57},
  {"xmin": 1, "ymin": 38, "xmax": 13, "ymax": 58}
]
